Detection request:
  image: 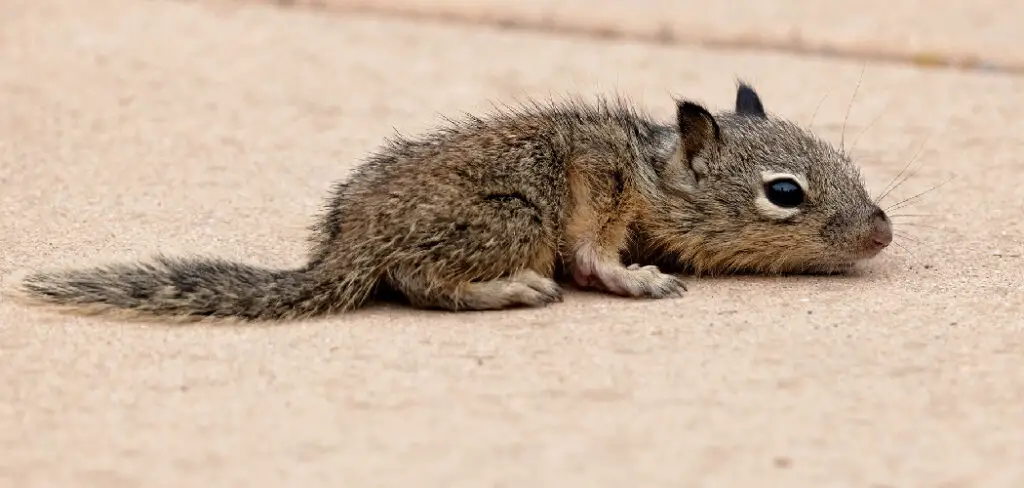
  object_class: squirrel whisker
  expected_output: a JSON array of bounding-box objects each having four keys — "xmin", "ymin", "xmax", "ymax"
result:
[
  {"xmin": 890, "ymin": 222, "xmax": 943, "ymax": 230},
  {"xmin": 889, "ymin": 240, "xmax": 919, "ymax": 260},
  {"xmin": 884, "ymin": 174, "xmax": 957, "ymax": 213},
  {"xmin": 807, "ymin": 91, "xmax": 830, "ymax": 128},
  {"xmin": 873, "ymin": 133, "xmax": 935, "ymax": 205},
  {"xmin": 847, "ymin": 105, "xmax": 889, "ymax": 157},
  {"xmin": 840, "ymin": 63, "xmax": 866, "ymax": 155}
]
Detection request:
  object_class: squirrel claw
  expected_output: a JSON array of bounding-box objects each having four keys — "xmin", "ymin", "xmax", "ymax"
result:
[
  {"xmin": 450, "ymin": 270, "xmax": 563, "ymax": 310},
  {"xmin": 508, "ymin": 269, "xmax": 564, "ymax": 305},
  {"xmin": 576, "ymin": 262, "xmax": 686, "ymax": 299},
  {"xmin": 619, "ymin": 264, "xmax": 686, "ymax": 299}
]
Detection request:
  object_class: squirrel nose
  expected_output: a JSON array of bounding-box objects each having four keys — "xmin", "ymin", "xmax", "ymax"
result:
[{"xmin": 867, "ymin": 208, "xmax": 893, "ymax": 249}]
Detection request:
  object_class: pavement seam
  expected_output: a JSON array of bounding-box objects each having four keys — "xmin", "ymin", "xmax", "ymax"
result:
[{"xmin": 205, "ymin": 0, "xmax": 1024, "ymax": 77}]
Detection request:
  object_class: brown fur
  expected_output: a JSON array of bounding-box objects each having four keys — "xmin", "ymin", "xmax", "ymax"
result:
[{"xmin": 4, "ymin": 82, "xmax": 893, "ymax": 322}]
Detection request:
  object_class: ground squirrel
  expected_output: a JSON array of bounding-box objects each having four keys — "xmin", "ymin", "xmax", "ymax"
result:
[{"xmin": 6, "ymin": 82, "xmax": 893, "ymax": 322}]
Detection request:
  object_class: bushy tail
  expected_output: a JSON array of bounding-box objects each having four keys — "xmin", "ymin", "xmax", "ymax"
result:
[{"xmin": 4, "ymin": 255, "xmax": 375, "ymax": 322}]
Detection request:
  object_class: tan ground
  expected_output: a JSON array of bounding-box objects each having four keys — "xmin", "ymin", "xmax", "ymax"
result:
[
  {"xmin": 313, "ymin": 0, "xmax": 1024, "ymax": 70},
  {"xmin": 1, "ymin": 0, "xmax": 1022, "ymax": 486}
]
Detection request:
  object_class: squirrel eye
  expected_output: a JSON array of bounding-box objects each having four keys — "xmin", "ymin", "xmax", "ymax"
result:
[{"xmin": 764, "ymin": 178, "xmax": 805, "ymax": 208}]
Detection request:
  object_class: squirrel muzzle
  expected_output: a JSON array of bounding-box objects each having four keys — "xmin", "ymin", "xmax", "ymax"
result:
[{"xmin": 860, "ymin": 207, "xmax": 893, "ymax": 257}]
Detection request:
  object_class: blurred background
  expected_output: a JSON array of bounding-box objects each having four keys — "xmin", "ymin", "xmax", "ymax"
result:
[{"xmin": 257, "ymin": 0, "xmax": 1021, "ymax": 73}]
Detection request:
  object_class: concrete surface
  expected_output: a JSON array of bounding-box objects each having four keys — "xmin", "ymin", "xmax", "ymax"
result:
[
  {"xmin": 1, "ymin": 0, "xmax": 1022, "ymax": 487},
  {"xmin": 287, "ymin": 0, "xmax": 1024, "ymax": 71}
]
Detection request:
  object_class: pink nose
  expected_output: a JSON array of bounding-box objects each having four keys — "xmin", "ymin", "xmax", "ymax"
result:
[{"xmin": 867, "ymin": 209, "xmax": 893, "ymax": 250}]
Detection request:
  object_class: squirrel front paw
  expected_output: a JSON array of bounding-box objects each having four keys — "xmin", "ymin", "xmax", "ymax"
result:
[{"xmin": 573, "ymin": 260, "xmax": 686, "ymax": 299}]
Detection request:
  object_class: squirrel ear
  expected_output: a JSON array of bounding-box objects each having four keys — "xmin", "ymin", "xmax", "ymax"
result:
[
  {"xmin": 735, "ymin": 81, "xmax": 766, "ymax": 117},
  {"xmin": 676, "ymin": 101, "xmax": 722, "ymax": 161}
]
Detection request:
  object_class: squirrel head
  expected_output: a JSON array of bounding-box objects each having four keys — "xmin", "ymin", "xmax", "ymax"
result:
[{"xmin": 654, "ymin": 82, "xmax": 892, "ymax": 275}]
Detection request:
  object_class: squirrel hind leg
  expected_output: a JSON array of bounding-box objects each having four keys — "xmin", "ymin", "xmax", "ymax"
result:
[
  {"xmin": 570, "ymin": 243, "xmax": 687, "ymax": 299},
  {"xmin": 393, "ymin": 269, "xmax": 562, "ymax": 311},
  {"xmin": 381, "ymin": 193, "xmax": 561, "ymax": 312}
]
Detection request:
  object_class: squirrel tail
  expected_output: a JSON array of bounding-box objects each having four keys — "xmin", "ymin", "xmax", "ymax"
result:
[{"xmin": 4, "ymin": 255, "xmax": 376, "ymax": 322}]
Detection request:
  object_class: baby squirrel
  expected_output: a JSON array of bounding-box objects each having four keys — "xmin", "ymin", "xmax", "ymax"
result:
[{"xmin": 7, "ymin": 82, "xmax": 893, "ymax": 322}]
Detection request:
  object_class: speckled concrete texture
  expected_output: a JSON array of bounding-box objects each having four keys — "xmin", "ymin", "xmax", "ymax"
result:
[{"xmin": 1, "ymin": 1, "xmax": 1022, "ymax": 487}]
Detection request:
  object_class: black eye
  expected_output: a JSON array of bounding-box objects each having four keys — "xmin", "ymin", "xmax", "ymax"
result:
[{"xmin": 764, "ymin": 178, "xmax": 805, "ymax": 208}]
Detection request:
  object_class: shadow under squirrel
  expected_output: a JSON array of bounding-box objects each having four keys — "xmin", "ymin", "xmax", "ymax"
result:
[{"xmin": 6, "ymin": 82, "xmax": 893, "ymax": 322}]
